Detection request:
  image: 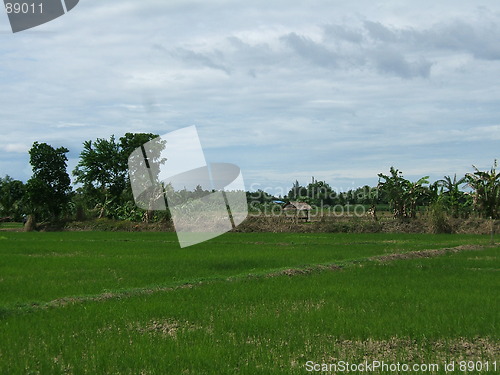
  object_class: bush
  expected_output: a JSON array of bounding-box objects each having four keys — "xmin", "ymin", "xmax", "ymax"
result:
[{"xmin": 427, "ymin": 201, "xmax": 452, "ymax": 234}]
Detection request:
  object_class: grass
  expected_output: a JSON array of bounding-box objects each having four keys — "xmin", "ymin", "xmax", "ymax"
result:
[
  {"xmin": 0, "ymin": 232, "xmax": 498, "ymax": 374},
  {"xmin": 0, "ymin": 232, "xmax": 489, "ymax": 308},
  {"xmin": 0, "ymin": 221, "xmax": 23, "ymax": 229}
]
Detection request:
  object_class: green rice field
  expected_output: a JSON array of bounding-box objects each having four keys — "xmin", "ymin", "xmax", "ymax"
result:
[{"xmin": 0, "ymin": 232, "xmax": 498, "ymax": 374}]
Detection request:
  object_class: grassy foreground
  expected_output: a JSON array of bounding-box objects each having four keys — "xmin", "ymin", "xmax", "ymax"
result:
[{"xmin": 0, "ymin": 232, "xmax": 498, "ymax": 374}]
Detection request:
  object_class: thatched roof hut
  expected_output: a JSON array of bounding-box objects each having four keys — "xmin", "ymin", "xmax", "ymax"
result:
[
  {"xmin": 283, "ymin": 201, "xmax": 312, "ymax": 211},
  {"xmin": 283, "ymin": 201, "xmax": 312, "ymax": 222}
]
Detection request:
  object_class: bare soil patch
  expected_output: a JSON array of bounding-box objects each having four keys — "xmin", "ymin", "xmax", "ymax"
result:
[{"xmin": 372, "ymin": 244, "xmax": 487, "ymax": 262}]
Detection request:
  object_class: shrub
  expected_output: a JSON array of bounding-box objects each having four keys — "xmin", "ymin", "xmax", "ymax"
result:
[{"xmin": 427, "ymin": 201, "xmax": 452, "ymax": 234}]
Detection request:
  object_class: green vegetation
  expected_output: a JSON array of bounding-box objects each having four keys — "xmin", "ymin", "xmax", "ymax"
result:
[
  {"xmin": 0, "ymin": 232, "xmax": 497, "ymax": 374},
  {"xmin": 73, "ymin": 133, "xmax": 161, "ymax": 220},
  {"xmin": 0, "ymin": 222, "xmax": 23, "ymax": 229},
  {"xmin": 377, "ymin": 167, "xmax": 429, "ymax": 219},
  {"xmin": 0, "ymin": 175, "xmax": 25, "ymax": 221},
  {"xmin": 1, "ymin": 232, "xmax": 485, "ymax": 308},
  {"xmin": 0, "ymin": 132, "xmax": 498, "ymax": 228},
  {"xmin": 25, "ymin": 142, "xmax": 72, "ymax": 222},
  {"xmin": 436, "ymin": 174, "xmax": 471, "ymax": 218},
  {"xmin": 466, "ymin": 161, "xmax": 500, "ymax": 219}
]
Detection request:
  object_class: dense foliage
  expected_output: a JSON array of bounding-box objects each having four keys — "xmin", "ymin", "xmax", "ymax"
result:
[
  {"xmin": 72, "ymin": 133, "xmax": 160, "ymax": 219},
  {"xmin": 0, "ymin": 175, "xmax": 25, "ymax": 220},
  {"xmin": 0, "ymin": 134, "xmax": 497, "ymax": 225},
  {"xmin": 466, "ymin": 161, "xmax": 500, "ymax": 219},
  {"xmin": 25, "ymin": 142, "xmax": 72, "ymax": 221},
  {"xmin": 377, "ymin": 167, "xmax": 429, "ymax": 219}
]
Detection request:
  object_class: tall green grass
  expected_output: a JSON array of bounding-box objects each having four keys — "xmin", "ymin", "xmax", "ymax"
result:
[
  {"xmin": 0, "ymin": 232, "xmax": 490, "ymax": 309},
  {"xmin": 0, "ymin": 244, "xmax": 497, "ymax": 374}
]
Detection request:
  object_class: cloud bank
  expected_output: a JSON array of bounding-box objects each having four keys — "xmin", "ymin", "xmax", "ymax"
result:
[{"xmin": 0, "ymin": 1, "xmax": 499, "ymax": 193}]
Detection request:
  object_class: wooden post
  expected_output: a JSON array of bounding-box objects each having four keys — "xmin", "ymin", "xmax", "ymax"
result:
[{"xmin": 491, "ymin": 216, "xmax": 495, "ymax": 245}]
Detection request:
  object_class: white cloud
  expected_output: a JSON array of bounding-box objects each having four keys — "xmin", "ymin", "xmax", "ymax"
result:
[
  {"xmin": 2, "ymin": 143, "xmax": 30, "ymax": 153},
  {"xmin": 53, "ymin": 122, "xmax": 87, "ymax": 128},
  {"xmin": 0, "ymin": 0, "xmax": 499, "ymax": 190}
]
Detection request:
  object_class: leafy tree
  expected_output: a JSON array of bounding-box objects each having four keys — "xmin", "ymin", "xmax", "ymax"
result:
[
  {"xmin": 120, "ymin": 133, "xmax": 165, "ymax": 214},
  {"xmin": 287, "ymin": 180, "xmax": 307, "ymax": 201},
  {"xmin": 306, "ymin": 177, "xmax": 334, "ymax": 206},
  {"xmin": 25, "ymin": 142, "xmax": 71, "ymax": 221},
  {"xmin": 465, "ymin": 161, "xmax": 500, "ymax": 219},
  {"xmin": 246, "ymin": 189, "xmax": 274, "ymax": 204},
  {"xmin": 342, "ymin": 185, "xmax": 379, "ymax": 206},
  {"xmin": 73, "ymin": 136, "xmax": 125, "ymax": 216},
  {"xmin": 0, "ymin": 175, "xmax": 26, "ymax": 220},
  {"xmin": 339, "ymin": 193, "xmax": 348, "ymax": 205},
  {"xmin": 353, "ymin": 185, "xmax": 375, "ymax": 205},
  {"xmin": 73, "ymin": 133, "xmax": 160, "ymax": 219},
  {"xmin": 119, "ymin": 132, "xmax": 161, "ymax": 171}
]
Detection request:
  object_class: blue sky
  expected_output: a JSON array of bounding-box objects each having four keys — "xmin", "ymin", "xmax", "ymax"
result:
[{"xmin": 1, "ymin": 0, "xmax": 499, "ymax": 196}]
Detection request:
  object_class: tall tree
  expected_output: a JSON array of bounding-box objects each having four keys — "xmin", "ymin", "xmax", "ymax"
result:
[
  {"xmin": 118, "ymin": 132, "xmax": 163, "ymax": 199},
  {"xmin": 25, "ymin": 142, "xmax": 71, "ymax": 221},
  {"xmin": 73, "ymin": 133, "xmax": 160, "ymax": 218},
  {"xmin": 306, "ymin": 178, "xmax": 334, "ymax": 206},
  {"xmin": 121, "ymin": 133, "xmax": 166, "ymax": 222},
  {"xmin": 73, "ymin": 136, "xmax": 125, "ymax": 218},
  {"xmin": 0, "ymin": 175, "xmax": 26, "ymax": 220},
  {"xmin": 287, "ymin": 180, "xmax": 307, "ymax": 201}
]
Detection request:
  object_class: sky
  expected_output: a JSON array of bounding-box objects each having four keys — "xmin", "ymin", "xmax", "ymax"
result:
[{"xmin": 1, "ymin": 0, "xmax": 499, "ymax": 196}]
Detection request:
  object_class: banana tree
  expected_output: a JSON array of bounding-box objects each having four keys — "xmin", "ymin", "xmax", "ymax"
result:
[
  {"xmin": 405, "ymin": 176, "xmax": 430, "ymax": 218},
  {"xmin": 466, "ymin": 161, "xmax": 500, "ymax": 219},
  {"xmin": 378, "ymin": 167, "xmax": 428, "ymax": 219},
  {"xmin": 437, "ymin": 174, "xmax": 468, "ymax": 218}
]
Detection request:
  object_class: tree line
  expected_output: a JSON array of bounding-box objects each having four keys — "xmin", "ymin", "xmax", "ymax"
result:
[
  {"xmin": 0, "ymin": 133, "xmax": 498, "ymax": 225},
  {"xmin": 246, "ymin": 167, "xmax": 499, "ymax": 220}
]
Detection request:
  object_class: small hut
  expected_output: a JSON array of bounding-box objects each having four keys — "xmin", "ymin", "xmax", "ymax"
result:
[{"xmin": 283, "ymin": 201, "xmax": 312, "ymax": 222}]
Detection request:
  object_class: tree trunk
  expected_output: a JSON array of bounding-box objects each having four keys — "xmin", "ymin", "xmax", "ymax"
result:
[
  {"xmin": 98, "ymin": 207, "xmax": 104, "ymax": 218},
  {"xmin": 24, "ymin": 215, "xmax": 35, "ymax": 232}
]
